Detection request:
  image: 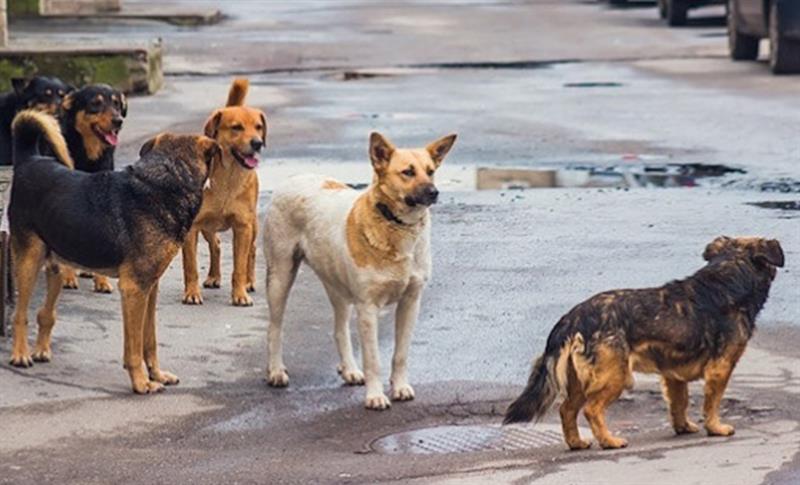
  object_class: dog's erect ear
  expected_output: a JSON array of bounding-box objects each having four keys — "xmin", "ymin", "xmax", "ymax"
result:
[
  {"xmin": 369, "ymin": 132, "xmax": 395, "ymax": 174},
  {"xmin": 203, "ymin": 111, "xmax": 223, "ymax": 139},
  {"xmin": 703, "ymin": 236, "xmax": 732, "ymax": 261},
  {"xmin": 259, "ymin": 111, "xmax": 268, "ymax": 142},
  {"xmin": 139, "ymin": 135, "xmax": 159, "ymax": 157},
  {"xmin": 119, "ymin": 93, "xmax": 128, "ymax": 117},
  {"xmin": 754, "ymin": 239, "xmax": 785, "ymax": 268},
  {"xmin": 11, "ymin": 78, "xmax": 29, "ymax": 96},
  {"xmin": 426, "ymin": 134, "xmax": 457, "ymax": 168},
  {"xmin": 62, "ymin": 93, "xmax": 75, "ymax": 112}
]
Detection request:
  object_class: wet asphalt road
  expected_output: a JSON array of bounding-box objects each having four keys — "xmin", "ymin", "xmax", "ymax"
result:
[{"xmin": 2, "ymin": 1, "xmax": 800, "ymax": 484}]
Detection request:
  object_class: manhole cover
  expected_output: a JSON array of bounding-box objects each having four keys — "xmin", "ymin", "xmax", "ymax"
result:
[{"xmin": 372, "ymin": 424, "xmax": 579, "ymax": 455}]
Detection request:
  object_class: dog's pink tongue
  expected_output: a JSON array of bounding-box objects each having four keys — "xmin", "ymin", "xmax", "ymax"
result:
[
  {"xmin": 244, "ymin": 155, "xmax": 259, "ymax": 169},
  {"xmin": 103, "ymin": 131, "xmax": 119, "ymax": 146}
]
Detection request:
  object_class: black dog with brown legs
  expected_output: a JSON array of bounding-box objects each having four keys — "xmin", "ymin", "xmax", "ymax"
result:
[
  {"xmin": 8, "ymin": 110, "xmax": 220, "ymax": 394},
  {"xmin": 504, "ymin": 236, "xmax": 784, "ymax": 450},
  {"xmin": 59, "ymin": 84, "xmax": 127, "ymax": 292}
]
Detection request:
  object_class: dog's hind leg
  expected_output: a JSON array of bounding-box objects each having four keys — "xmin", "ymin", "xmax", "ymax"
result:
[
  {"xmin": 356, "ymin": 303, "xmax": 390, "ymax": 410},
  {"xmin": 143, "ymin": 281, "xmax": 179, "ymax": 386},
  {"xmin": 181, "ymin": 228, "xmax": 203, "ymax": 305},
  {"xmin": 581, "ymin": 343, "xmax": 630, "ymax": 449},
  {"xmin": 202, "ymin": 230, "xmax": 221, "ymax": 289},
  {"xmin": 61, "ymin": 265, "xmax": 79, "ymax": 290},
  {"xmin": 560, "ymin": 360, "xmax": 590, "ymax": 450},
  {"xmin": 324, "ymin": 283, "xmax": 362, "ymax": 385},
  {"xmin": 31, "ymin": 263, "xmax": 63, "ymax": 363},
  {"xmin": 92, "ymin": 274, "xmax": 114, "ymax": 294},
  {"xmin": 662, "ymin": 377, "xmax": 699, "ymax": 434},
  {"xmin": 9, "ymin": 237, "xmax": 46, "ymax": 367},
  {"xmin": 703, "ymin": 345, "xmax": 745, "ymax": 437},
  {"xmin": 390, "ymin": 283, "xmax": 423, "ymax": 402},
  {"xmin": 265, "ymin": 244, "xmax": 301, "ymax": 387}
]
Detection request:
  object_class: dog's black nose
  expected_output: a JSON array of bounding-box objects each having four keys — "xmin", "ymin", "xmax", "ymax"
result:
[
  {"xmin": 111, "ymin": 117, "xmax": 123, "ymax": 129},
  {"xmin": 419, "ymin": 184, "xmax": 439, "ymax": 205},
  {"xmin": 250, "ymin": 139, "xmax": 263, "ymax": 152}
]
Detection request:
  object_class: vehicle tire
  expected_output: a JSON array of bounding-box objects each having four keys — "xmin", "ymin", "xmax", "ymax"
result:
[
  {"xmin": 666, "ymin": 0, "xmax": 688, "ymax": 27},
  {"xmin": 727, "ymin": 0, "xmax": 760, "ymax": 60},
  {"xmin": 658, "ymin": 0, "xmax": 667, "ymax": 19},
  {"xmin": 769, "ymin": 2, "xmax": 800, "ymax": 74}
]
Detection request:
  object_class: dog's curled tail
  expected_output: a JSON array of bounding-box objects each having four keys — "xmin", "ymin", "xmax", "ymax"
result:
[
  {"xmin": 11, "ymin": 110, "xmax": 74, "ymax": 169},
  {"xmin": 503, "ymin": 333, "xmax": 585, "ymax": 425},
  {"xmin": 226, "ymin": 78, "xmax": 250, "ymax": 107}
]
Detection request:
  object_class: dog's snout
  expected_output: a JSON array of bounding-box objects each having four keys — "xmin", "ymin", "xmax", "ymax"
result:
[
  {"xmin": 111, "ymin": 117, "xmax": 123, "ymax": 129},
  {"xmin": 250, "ymin": 139, "xmax": 263, "ymax": 152},
  {"xmin": 415, "ymin": 184, "xmax": 439, "ymax": 206}
]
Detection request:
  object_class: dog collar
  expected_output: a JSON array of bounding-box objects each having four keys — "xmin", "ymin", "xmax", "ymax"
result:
[{"xmin": 376, "ymin": 202, "xmax": 407, "ymax": 225}]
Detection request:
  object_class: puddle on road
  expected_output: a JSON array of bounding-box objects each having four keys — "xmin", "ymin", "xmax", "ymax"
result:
[
  {"xmin": 563, "ymin": 82, "xmax": 623, "ymax": 88},
  {"xmin": 372, "ymin": 423, "xmax": 576, "ymax": 455},
  {"xmin": 476, "ymin": 163, "xmax": 745, "ymax": 190}
]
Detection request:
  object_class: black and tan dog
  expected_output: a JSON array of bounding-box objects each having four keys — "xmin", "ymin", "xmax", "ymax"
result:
[
  {"xmin": 8, "ymin": 110, "xmax": 219, "ymax": 394},
  {"xmin": 504, "ymin": 236, "xmax": 784, "ymax": 450},
  {"xmin": 0, "ymin": 76, "xmax": 74, "ymax": 165},
  {"xmin": 59, "ymin": 84, "xmax": 128, "ymax": 293}
]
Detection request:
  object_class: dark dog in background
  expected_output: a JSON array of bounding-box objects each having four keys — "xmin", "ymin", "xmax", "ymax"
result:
[
  {"xmin": 0, "ymin": 76, "xmax": 74, "ymax": 165},
  {"xmin": 8, "ymin": 110, "xmax": 220, "ymax": 393},
  {"xmin": 504, "ymin": 236, "xmax": 784, "ymax": 450},
  {"xmin": 59, "ymin": 84, "xmax": 128, "ymax": 292}
]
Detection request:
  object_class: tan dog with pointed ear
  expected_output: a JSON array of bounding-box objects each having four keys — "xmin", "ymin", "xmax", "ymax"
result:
[
  {"xmin": 263, "ymin": 132, "xmax": 456, "ymax": 410},
  {"xmin": 181, "ymin": 78, "xmax": 267, "ymax": 306}
]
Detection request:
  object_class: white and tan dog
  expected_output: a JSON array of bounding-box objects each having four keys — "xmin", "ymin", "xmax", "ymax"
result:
[{"xmin": 263, "ymin": 132, "xmax": 456, "ymax": 410}]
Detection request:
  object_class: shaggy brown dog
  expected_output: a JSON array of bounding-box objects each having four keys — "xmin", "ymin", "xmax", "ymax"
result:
[
  {"xmin": 181, "ymin": 78, "xmax": 265, "ymax": 306},
  {"xmin": 504, "ymin": 236, "xmax": 784, "ymax": 450},
  {"xmin": 8, "ymin": 110, "xmax": 219, "ymax": 393}
]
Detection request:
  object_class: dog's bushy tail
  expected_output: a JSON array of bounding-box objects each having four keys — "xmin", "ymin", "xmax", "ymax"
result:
[
  {"xmin": 503, "ymin": 333, "xmax": 584, "ymax": 425},
  {"xmin": 12, "ymin": 110, "xmax": 74, "ymax": 168},
  {"xmin": 226, "ymin": 78, "xmax": 249, "ymax": 107}
]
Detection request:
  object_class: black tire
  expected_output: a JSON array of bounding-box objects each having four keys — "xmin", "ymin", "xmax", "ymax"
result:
[
  {"xmin": 769, "ymin": 2, "xmax": 800, "ymax": 74},
  {"xmin": 727, "ymin": 0, "xmax": 760, "ymax": 60},
  {"xmin": 658, "ymin": 0, "xmax": 667, "ymax": 19},
  {"xmin": 666, "ymin": 0, "xmax": 688, "ymax": 27}
]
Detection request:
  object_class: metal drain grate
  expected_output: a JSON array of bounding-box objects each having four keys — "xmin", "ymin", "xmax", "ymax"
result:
[{"xmin": 372, "ymin": 424, "xmax": 577, "ymax": 455}]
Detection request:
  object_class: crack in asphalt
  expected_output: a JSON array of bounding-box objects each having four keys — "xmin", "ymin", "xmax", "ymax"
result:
[{"xmin": 163, "ymin": 54, "xmax": 730, "ymax": 78}]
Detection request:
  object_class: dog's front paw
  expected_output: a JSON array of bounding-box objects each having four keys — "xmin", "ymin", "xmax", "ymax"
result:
[
  {"xmin": 62, "ymin": 275, "xmax": 79, "ymax": 290},
  {"xmin": 365, "ymin": 393, "xmax": 392, "ymax": 411},
  {"xmin": 267, "ymin": 367, "xmax": 289, "ymax": 387},
  {"xmin": 9, "ymin": 351, "xmax": 34, "ymax": 368},
  {"xmin": 391, "ymin": 383, "xmax": 415, "ymax": 401},
  {"xmin": 149, "ymin": 368, "xmax": 180, "ymax": 386},
  {"xmin": 31, "ymin": 347, "xmax": 52, "ymax": 363},
  {"xmin": 599, "ymin": 436, "xmax": 628, "ymax": 449},
  {"xmin": 567, "ymin": 439, "xmax": 592, "ymax": 451},
  {"xmin": 182, "ymin": 288, "xmax": 203, "ymax": 305},
  {"xmin": 706, "ymin": 422, "xmax": 735, "ymax": 437},
  {"xmin": 231, "ymin": 291, "xmax": 253, "ymax": 307},
  {"xmin": 93, "ymin": 278, "xmax": 114, "ymax": 294},
  {"xmin": 674, "ymin": 421, "xmax": 700, "ymax": 435},
  {"xmin": 132, "ymin": 379, "xmax": 165, "ymax": 394},
  {"xmin": 203, "ymin": 276, "xmax": 221, "ymax": 289},
  {"xmin": 337, "ymin": 364, "xmax": 365, "ymax": 386}
]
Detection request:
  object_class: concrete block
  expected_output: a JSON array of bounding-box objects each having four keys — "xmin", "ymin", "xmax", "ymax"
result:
[
  {"xmin": 41, "ymin": 0, "xmax": 120, "ymax": 15},
  {"xmin": 0, "ymin": 40, "xmax": 163, "ymax": 94}
]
